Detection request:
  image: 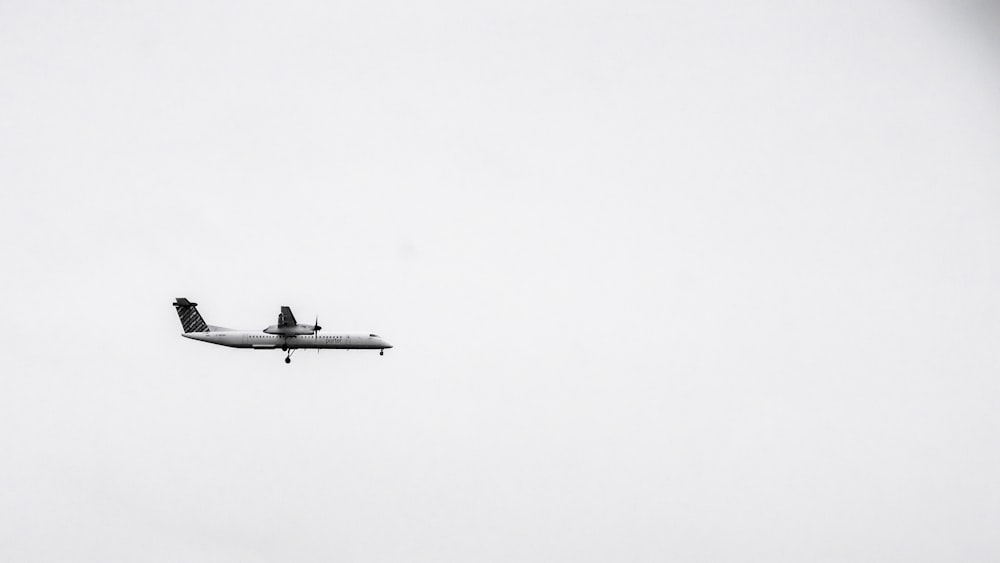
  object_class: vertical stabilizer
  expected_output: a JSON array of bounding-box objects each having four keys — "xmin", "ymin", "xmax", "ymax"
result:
[{"xmin": 173, "ymin": 298, "xmax": 209, "ymax": 333}]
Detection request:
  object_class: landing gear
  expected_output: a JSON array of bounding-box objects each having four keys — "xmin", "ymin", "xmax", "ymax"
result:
[
  {"xmin": 285, "ymin": 356, "xmax": 291, "ymax": 364},
  {"xmin": 380, "ymin": 349, "xmax": 384, "ymax": 356},
  {"xmin": 285, "ymin": 349, "xmax": 295, "ymax": 364}
]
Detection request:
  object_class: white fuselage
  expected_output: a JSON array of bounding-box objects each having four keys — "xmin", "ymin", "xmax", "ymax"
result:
[{"xmin": 183, "ymin": 331, "xmax": 392, "ymax": 351}]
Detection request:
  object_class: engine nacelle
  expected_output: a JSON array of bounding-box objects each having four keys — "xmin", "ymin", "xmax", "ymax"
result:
[{"xmin": 263, "ymin": 324, "xmax": 317, "ymax": 336}]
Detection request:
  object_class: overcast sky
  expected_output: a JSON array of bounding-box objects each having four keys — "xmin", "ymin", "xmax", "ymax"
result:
[{"xmin": 2, "ymin": 1, "xmax": 1000, "ymax": 561}]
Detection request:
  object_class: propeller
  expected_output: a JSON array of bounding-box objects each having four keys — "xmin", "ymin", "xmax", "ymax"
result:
[{"xmin": 315, "ymin": 315, "xmax": 322, "ymax": 354}]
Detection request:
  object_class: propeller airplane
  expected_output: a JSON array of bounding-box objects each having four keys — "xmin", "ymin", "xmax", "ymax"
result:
[{"xmin": 173, "ymin": 298, "xmax": 392, "ymax": 364}]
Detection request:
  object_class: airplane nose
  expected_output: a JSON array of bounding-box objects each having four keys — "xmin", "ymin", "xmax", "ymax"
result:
[{"xmin": 383, "ymin": 340, "xmax": 393, "ymax": 348}]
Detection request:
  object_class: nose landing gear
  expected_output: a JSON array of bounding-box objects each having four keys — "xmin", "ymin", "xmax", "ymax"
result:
[{"xmin": 380, "ymin": 349, "xmax": 384, "ymax": 356}]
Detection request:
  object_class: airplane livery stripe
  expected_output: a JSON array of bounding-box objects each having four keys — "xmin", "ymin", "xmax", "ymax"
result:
[{"xmin": 174, "ymin": 301, "xmax": 209, "ymax": 333}]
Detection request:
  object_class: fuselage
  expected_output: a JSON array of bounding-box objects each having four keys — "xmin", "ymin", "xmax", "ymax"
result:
[{"xmin": 183, "ymin": 331, "xmax": 392, "ymax": 351}]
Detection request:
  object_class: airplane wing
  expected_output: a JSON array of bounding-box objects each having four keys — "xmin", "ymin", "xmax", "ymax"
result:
[{"xmin": 278, "ymin": 306, "xmax": 297, "ymax": 327}]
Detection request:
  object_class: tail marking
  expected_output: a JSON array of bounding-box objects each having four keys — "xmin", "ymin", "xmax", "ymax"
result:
[{"xmin": 173, "ymin": 297, "xmax": 209, "ymax": 333}]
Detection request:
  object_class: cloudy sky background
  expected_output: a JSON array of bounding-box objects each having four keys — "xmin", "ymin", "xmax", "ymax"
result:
[{"xmin": 2, "ymin": 0, "xmax": 999, "ymax": 561}]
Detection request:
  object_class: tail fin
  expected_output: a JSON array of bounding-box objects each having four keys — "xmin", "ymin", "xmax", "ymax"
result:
[{"xmin": 173, "ymin": 298, "xmax": 209, "ymax": 333}]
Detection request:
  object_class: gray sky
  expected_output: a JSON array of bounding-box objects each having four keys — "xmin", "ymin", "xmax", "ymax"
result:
[{"xmin": 2, "ymin": 1, "xmax": 999, "ymax": 561}]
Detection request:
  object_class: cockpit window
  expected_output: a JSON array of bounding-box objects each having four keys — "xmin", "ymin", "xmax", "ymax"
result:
[{"xmin": 370, "ymin": 334, "xmax": 380, "ymax": 338}]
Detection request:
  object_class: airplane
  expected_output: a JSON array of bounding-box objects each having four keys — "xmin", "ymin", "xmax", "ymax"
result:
[{"xmin": 173, "ymin": 297, "xmax": 392, "ymax": 364}]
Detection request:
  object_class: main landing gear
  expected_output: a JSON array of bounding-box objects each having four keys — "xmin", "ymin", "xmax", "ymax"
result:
[
  {"xmin": 380, "ymin": 349, "xmax": 384, "ymax": 356},
  {"xmin": 285, "ymin": 349, "xmax": 296, "ymax": 364}
]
